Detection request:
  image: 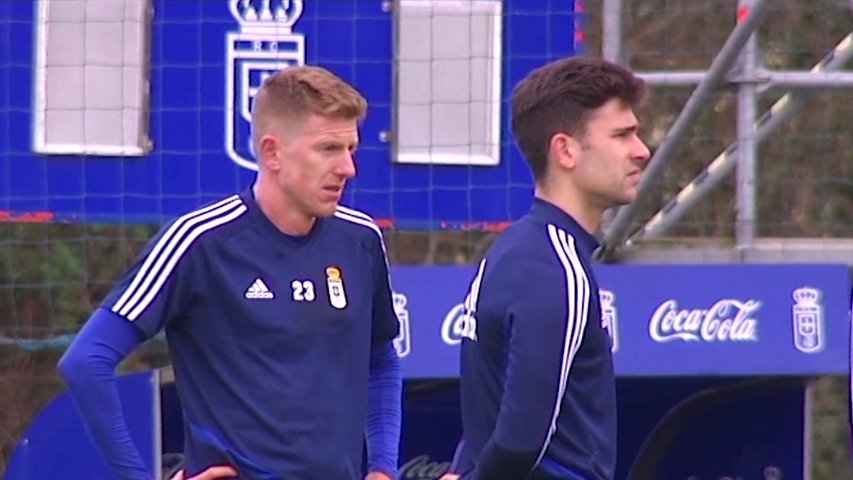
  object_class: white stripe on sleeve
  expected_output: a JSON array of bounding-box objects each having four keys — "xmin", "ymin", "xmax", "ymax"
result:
[
  {"xmin": 534, "ymin": 224, "xmax": 591, "ymax": 466},
  {"xmin": 111, "ymin": 196, "xmax": 246, "ymax": 321}
]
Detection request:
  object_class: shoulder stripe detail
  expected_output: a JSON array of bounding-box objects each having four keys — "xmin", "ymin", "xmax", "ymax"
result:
[
  {"xmin": 333, "ymin": 209, "xmax": 384, "ymax": 248},
  {"xmin": 111, "ymin": 195, "xmax": 240, "ymax": 315},
  {"xmin": 464, "ymin": 259, "xmax": 487, "ymax": 318},
  {"xmin": 535, "ymin": 224, "xmax": 591, "ymax": 467},
  {"xmin": 111, "ymin": 196, "xmax": 247, "ymax": 321},
  {"xmin": 333, "ymin": 209, "xmax": 394, "ymax": 288},
  {"xmin": 335, "ymin": 204, "xmax": 374, "ymax": 222},
  {"xmin": 557, "ymin": 228, "xmax": 591, "ymax": 380}
]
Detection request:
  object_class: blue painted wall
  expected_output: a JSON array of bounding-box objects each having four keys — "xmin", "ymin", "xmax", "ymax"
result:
[{"xmin": 0, "ymin": 0, "xmax": 581, "ymax": 228}]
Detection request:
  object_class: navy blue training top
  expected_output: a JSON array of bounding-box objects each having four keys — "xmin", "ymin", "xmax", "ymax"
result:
[
  {"xmin": 101, "ymin": 190, "xmax": 399, "ymax": 479},
  {"xmin": 454, "ymin": 197, "xmax": 616, "ymax": 480}
]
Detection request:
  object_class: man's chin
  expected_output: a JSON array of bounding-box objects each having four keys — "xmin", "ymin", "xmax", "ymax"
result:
[
  {"xmin": 316, "ymin": 202, "xmax": 340, "ymax": 217},
  {"xmin": 609, "ymin": 194, "xmax": 636, "ymax": 208},
  {"xmin": 622, "ymin": 188, "xmax": 639, "ymax": 204}
]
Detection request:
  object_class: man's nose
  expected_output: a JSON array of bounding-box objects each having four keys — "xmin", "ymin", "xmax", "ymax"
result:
[
  {"xmin": 337, "ymin": 153, "xmax": 356, "ymax": 178},
  {"xmin": 634, "ymin": 136, "xmax": 651, "ymax": 163}
]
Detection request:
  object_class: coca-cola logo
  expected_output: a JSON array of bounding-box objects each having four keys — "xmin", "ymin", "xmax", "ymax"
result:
[
  {"xmin": 399, "ymin": 454, "xmax": 451, "ymax": 479},
  {"xmin": 441, "ymin": 303, "xmax": 466, "ymax": 345},
  {"xmin": 649, "ymin": 299, "xmax": 761, "ymax": 342},
  {"xmin": 441, "ymin": 302, "xmax": 477, "ymax": 344}
]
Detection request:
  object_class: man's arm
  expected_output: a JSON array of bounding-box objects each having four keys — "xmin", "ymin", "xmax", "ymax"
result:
[
  {"xmin": 365, "ymin": 340, "xmax": 402, "ymax": 479},
  {"xmin": 60, "ymin": 210, "xmax": 220, "ymax": 479},
  {"xmin": 438, "ymin": 439, "xmax": 471, "ymax": 479},
  {"xmin": 469, "ymin": 253, "xmax": 591, "ymax": 479},
  {"xmin": 364, "ymin": 222, "xmax": 403, "ymax": 479},
  {"xmin": 58, "ymin": 308, "xmax": 152, "ymax": 480}
]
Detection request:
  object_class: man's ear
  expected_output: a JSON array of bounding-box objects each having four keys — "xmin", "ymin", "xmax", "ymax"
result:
[
  {"xmin": 258, "ymin": 134, "xmax": 281, "ymax": 172},
  {"xmin": 549, "ymin": 132, "xmax": 580, "ymax": 171}
]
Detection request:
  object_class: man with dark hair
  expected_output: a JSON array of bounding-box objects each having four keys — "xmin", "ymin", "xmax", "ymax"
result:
[
  {"xmin": 443, "ymin": 56, "xmax": 650, "ymax": 480},
  {"xmin": 58, "ymin": 66, "xmax": 402, "ymax": 480}
]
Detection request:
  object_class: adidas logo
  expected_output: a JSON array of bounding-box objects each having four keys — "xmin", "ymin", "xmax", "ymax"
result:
[{"xmin": 244, "ymin": 278, "xmax": 274, "ymax": 300}]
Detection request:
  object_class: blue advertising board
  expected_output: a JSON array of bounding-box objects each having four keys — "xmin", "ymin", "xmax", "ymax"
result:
[
  {"xmin": 0, "ymin": 0, "xmax": 581, "ymax": 229},
  {"xmin": 387, "ymin": 262, "xmax": 847, "ymax": 479},
  {"xmin": 6, "ymin": 264, "xmax": 848, "ymax": 480},
  {"xmin": 4, "ymin": 370, "xmax": 160, "ymax": 480},
  {"xmin": 391, "ymin": 263, "xmax": 852, "ymax": 378},
  {"xmin": 397, "ymin": 377, "xmax": 808, "ymax": 480},
  {"xmin": 5, "ymin": 368, "xmax": 811, "ymax": 480}
]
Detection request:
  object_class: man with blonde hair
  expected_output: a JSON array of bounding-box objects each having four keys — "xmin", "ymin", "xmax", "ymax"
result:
[{"xmin": 59, "ymin": 66, "xmax": 402, "ymax": 480}]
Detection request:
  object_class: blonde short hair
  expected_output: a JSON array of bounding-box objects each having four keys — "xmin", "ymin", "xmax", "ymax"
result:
[{"xmin": 251, "ymin": 66, "xmax": 367, "ymax": 140}]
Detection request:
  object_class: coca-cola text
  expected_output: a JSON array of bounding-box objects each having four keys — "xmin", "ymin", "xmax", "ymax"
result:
[{"xmin": 649, "ymin": 299, "xmax": 760, "ymax": 342}]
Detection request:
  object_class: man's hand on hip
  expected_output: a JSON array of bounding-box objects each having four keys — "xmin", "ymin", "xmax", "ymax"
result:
[
  {"xmin": 169, "ymin": 465, "xmax": 238, "ymax": 480},
  {"xmin": 365, "ymin": 470, "xmax": 396, "ymax": 480}
]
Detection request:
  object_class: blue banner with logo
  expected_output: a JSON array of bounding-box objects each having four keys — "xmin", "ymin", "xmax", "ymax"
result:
[
  {"xmin": 0, "ymin": 0, "xmax": 578, "ymax": 229},
  {"xmin": 5, "ymin": 370, "xmax": 160, "ymax": 480},
  {"xmin": 10, "ymin": 265, "xmax": 846, "ymax": 480},
  {"xmin": 390, "ymin": 263, "xmax": 851, "ymax": 378}
]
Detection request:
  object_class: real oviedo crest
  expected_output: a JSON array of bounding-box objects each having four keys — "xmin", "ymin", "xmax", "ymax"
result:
[{"xmin": 226, "ymin": 0, "xmax": 306, "ymax": 170}]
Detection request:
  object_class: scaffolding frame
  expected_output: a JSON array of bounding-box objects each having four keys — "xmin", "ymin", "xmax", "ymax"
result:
[{"xmin": 597, "ymin": 0, "xmax": 853, "ymax": 264}]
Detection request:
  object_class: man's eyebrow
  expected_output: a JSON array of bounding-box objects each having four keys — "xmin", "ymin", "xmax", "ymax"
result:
[
  {"xmin": 316, "ymin": 137, "xmax": 360, "ymax": 150},
  {"xmin": 612, "ymin": 124, "xmax": 639, "ymax": 134}
]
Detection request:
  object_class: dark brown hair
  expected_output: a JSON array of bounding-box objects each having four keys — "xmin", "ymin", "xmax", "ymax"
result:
[{"xmin": 510, "ymin": 57, "xmax": 646, "ymax": 180}]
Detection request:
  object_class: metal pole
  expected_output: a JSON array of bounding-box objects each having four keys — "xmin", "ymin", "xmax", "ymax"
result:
[
  {"xmin": 599, "ymin": 0, "xmax": 771, "ymax": 260},
  {"xmin": 638, "ymin": 71, "xmax": 709, "ymax": 86},
  {"xmin": 761, "ymin": 71, "xmax": 853, "ymax": 88},
  {"xmin": 602, "ymin": 0, "xmax": 622, "ymax": 63},
  {"xmin": 736, "ymin": 0, "xmax": 758, "ymax": 247},
  {"xmin": 600, "ymin": 0, "xmax": 623, "ymax": 231},
  {"xmin": 628, "ymin": 32, "xmax": 853, "ymax": 242},
  {"xmin": 638, "ymin": 70, "xmax": 853, "ymax": 88}
]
